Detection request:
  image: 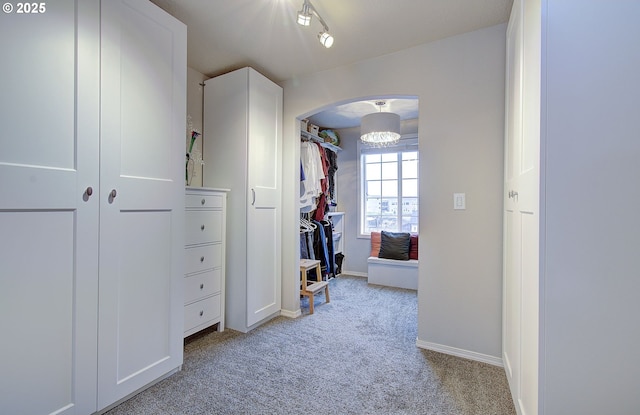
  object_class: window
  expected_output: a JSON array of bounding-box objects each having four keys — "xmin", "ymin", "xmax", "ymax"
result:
[{"xmin": 359, "ymin": 138, "xmax": 418, "ymax": 235}]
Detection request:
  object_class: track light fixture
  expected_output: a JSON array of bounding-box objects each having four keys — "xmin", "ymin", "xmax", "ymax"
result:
[{"xmin": 296, "ymin": 0, "xmax": 334, "ymax": 48}]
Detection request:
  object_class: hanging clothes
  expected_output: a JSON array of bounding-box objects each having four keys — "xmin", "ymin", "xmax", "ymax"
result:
[
  {"xmin": 300, "ymin": 141, "xmax": 324, "ymax": 212},
  {"xmin": 312, "ymin": 219, "xmax": 331, "ymax": 278},
  {"xmin": 321, "ymin": 219, "xmax": 335, "ymax": 277},
  {"xmin": 326, "ymin": 149, "xmax": 338, "ymax": 201}
]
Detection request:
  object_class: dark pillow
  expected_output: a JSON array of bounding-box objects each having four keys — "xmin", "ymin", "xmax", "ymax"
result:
[{"xmin": 379, "ymin": 231, "xmax": 411, "ymax": 261}]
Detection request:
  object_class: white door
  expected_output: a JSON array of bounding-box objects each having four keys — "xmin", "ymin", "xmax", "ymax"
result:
[
  {"xmin": 0, "ymin": 2, "xmax": 100, "ymax": 414},
  {"xmin": 97, "ymin": 0, "xmax": 186, "ymax": 409},
  {"xmin": 503, "ymin": 1, "xmax": 540, "ymax": 414},
  {"xmin": 246, "ymin": 70, "xmax": 282, "ymax": 326}
]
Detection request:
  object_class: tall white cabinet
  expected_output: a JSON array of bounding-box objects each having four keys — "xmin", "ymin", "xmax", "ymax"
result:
[
  {"xmin": 203, "ymin": 67, "xmax": 283, "ymax": 333},
  {"xmin": 0, "ymin": 1, "xmax": 186, "ymax": 414},
  {"xmin": 504, "ymin": 1, "xmax": 640, "ymax": 414}
]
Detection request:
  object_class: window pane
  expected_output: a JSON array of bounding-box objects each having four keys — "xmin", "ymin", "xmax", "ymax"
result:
[
  {"xmin": 379, "ymin": 215, "xmax": 397, "ymax": 231},
  {"xmin": 402, "ymin": 159, "xmax": 418, "ymax": 178},
  {"xmin": 402, "ymin": 179, "xmax": 418, "ymax": 197},
  {"xmin": 402, "ymin": 151, "xmax": 418, "ymax": 161},
  {"xmin": 365, "ymin": 198, "xmax": 381, "ymax": 215},
  {"xmin": 381, "ymin": 153, "xmax": 396, "ymax": 162},
  {"xmin": 381, "ymin": 180, "xmax": 398, "ymax": 197},
  {"xmin": 366, "ymin": 181, "xmax": 381, "ymax": 196},
  {"xmin": 401, "ymin": 197, "xmax": 419, "ymax": 215},
  {"xmin": 365, "ymin": 154, "xmax": 381, "ymax": 163},
  {"xmin": 402, "ymin": 215, "xmax": 419, "ymax": 233},
  {"xmin": 381, "ymin": 162, "xmax": 397, "ymax": 180},
  {"xmin": 380, "ymin": 198, "xmax": 397, "ymax": 215},
  {"xmin": 364, "ymin": 217, "xmax": 379, "ymax": 233},
  {"xmin": 366, "ymin": 163, "xmax": 381, "ymax": 180}
]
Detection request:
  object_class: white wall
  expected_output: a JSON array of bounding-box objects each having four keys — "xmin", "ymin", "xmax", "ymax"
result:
[
  {"xmin": 540, "ymin": 1, "xmax": 640, "ymax": 413},
  {"xmin": 281, "ymin": 24, "xmax": 506, "ymax": 361}
]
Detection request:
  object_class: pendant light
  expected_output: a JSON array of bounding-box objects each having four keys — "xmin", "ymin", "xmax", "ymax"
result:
[{"xmin": 360, "ymin": 101, "xmax": 401, "ymax": 146}]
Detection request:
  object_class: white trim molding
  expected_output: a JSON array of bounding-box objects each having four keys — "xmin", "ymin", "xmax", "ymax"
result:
[
  {"xmin": 280, "ymin": 309, "xmax": 302, "ymax": 319},
  {"xmin": 416, "ymin": 339, "xmax": 504, "ymax": 367},
  {"xmin": 341, "ymin": 270, "xmax": 367, "ymax": 278}
]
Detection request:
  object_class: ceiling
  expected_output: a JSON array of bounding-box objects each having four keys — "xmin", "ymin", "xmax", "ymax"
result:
[{"xmin": 150, "ymin": 0, "xmax": 513, "ymax": 128}]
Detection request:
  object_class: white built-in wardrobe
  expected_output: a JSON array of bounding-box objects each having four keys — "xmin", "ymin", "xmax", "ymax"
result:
[
  {"xmin": 503, "ymin": 1, "xmax": 640, "ymax": 414},
  {"xmin": 0, "ymin": 1, "xmax": 186, "ymax": 414},
  {"xmin": 203, "ymin": 67, "xmax": 283, "ymax": 333}
]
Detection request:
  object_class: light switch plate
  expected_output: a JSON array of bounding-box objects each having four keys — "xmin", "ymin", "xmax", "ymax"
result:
[{"xmin": 454, "ymin": 193, "xmax": 466, "ymax": 210}]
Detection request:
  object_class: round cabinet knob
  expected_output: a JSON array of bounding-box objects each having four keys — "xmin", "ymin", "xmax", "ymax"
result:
[
  {"xmin": 199, "ymin": 310, "xmax": 204, "ymax": 317},
  {"xmin": 86, "ymin": 187, "xmax": 93, "ymax": 196},
  {"xmin": 200, "ymin": 283, "xmax": 204, "ymax": 290},
  {"xmin": 201, "ymin": 198, "xmax": 206, "ymax": 205},
  {"xmin": 200, "ymin": 256, "xmax": 205, "ymax": 262},
  {"xmin": 200, "ymin": 224, "xmax": 205, "ymax": 231},
  {"xmin": 110, "ymin": 189, "xmax": 117, "ymax": 198}
]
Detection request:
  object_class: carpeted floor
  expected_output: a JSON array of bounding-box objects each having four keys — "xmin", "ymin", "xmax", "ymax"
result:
[{"xmin": 105, "ymin": 275, "xmax": 516, "ymax": 415}]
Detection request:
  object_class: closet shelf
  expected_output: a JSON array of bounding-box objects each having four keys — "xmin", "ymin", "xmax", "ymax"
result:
[{"xmin": 301, "ymin": 130, "xmax": 342, "ymax": 153}]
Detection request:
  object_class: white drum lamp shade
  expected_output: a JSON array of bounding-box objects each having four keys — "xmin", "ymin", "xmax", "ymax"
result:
[{"xmin": 360, "ymin": 112, "xmax": 401, "ymax": 146}]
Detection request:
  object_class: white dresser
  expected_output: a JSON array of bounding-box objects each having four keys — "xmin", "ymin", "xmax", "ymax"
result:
[{"xmin": 184, "ymin": 187, "xmax": 228, "ymax": 337}]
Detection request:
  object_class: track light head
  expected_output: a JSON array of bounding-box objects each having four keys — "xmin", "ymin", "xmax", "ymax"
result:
[
  {"xmin": 297, "ymin": 2, "xmax": 312, "ymax": 26},
  {"xmin": 318, "ymin": 31, "xmax": 334, "ymax": 48}
]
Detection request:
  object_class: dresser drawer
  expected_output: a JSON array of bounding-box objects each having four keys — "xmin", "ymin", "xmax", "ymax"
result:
[
  {"xmin": 185, "ymin": 244, "xmax": 221, "ymax": 275},
  {"xmin": 185, "ymin": 269, "xmax": 221, "ymax": 304},
  {"xmin": 185, "ymin": 193, "xmax": 223, "ymax": 209},
  {"xmin": 184, "ymin": 294, "xmax": 221, "ymax": 333},
  {"xmin": 185, "ymin": 210, "xmax": 222, "ymax": 245}
]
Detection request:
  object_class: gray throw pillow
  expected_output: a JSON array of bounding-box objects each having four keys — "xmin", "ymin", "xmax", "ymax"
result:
[{"xmin": 379, "ymin": 231, "xmax": 411, "ymax": 260}]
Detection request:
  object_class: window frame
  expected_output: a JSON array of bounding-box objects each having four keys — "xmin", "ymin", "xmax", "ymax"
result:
[{"xmin": 357, "ymin": 134, "xmax": 419, "ymax": 238}]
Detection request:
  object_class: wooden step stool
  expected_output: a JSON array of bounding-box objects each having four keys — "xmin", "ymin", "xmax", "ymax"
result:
[{"xmin": 299, "ymin": 259, "xmax": 330, "ymax": 314}]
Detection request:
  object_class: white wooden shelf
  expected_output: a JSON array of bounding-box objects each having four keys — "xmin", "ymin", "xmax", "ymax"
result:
[{"xmin": 300, "ymin": 130, "xmax": 342, "ymax": 153}]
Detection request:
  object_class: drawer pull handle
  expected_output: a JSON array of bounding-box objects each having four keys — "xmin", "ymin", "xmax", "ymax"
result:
[
  {"xmin": 85, "ymin": 186, "xmax": 93, "ymax": 197},
  {"xmin": 201, "ymin": 224, "xmax": 205, "ymax": 231},
  {"xmin": 110, "ymin": 189, "xmax": 117, "ymax": 198},
  {"xmin": 201, "ymin": 198, "xmax": 206, "ymax": 205},
  {"xmin": 200, "ymin": 283, "xmax": 204, "ymax": 290},
  {"xmin": 200, "ymin": 256, "xmax": 205, "ymax": 262},
  {"xmin": 199, "ymin": 310, "xmax": 204, "ymax": 317}
]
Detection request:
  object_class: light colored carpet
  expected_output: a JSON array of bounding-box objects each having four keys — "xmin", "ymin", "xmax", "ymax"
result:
[{"xmin": 105, "ymin": 275, "xmax": 516, "ymax": 415}]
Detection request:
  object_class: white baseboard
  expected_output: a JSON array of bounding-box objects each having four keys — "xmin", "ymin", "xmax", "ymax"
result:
[
  {"xmin": 341, "ymin": 270, "xmax": 367, "ymax": 278},
  {"xmin": 280, "ymin": 309, "xmax": 301, "ymax": 319},
  {"xmin": 416, "ymin": 339, "xmax": 503, "ymax": 367}
]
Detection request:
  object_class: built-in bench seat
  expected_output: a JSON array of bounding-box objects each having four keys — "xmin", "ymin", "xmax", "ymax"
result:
[{"xmin": 367, "ymin": 256, "xmax": 418, "ymax": 290}]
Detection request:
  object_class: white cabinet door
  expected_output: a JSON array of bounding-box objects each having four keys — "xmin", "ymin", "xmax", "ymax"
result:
[
  {"xmin": 97, "ymin": 0, "xmax": 186, "ymax": 409},
  {"xmin": 0, "ymin": 2, "xmax": 100, "ymax": 414},
  {"xmin": 503, "ymin": 1, "xmax": 540, "ymax": 414},
  {"xmin": 246, "ymin": 70, "xmax": 282, "ymax": 326}
]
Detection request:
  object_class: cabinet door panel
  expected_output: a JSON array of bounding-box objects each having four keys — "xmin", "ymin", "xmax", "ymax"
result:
[
  {"xmin": 246, "ymin": 71, "xmax": 282, "ymax": 327},
  {"xmin": 0, "ymin": 2, "xmax": 100, "ymax": 414},
  {"xmin": 98, "ymin": 0, "xmax": 186, "ymax": 409}
]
